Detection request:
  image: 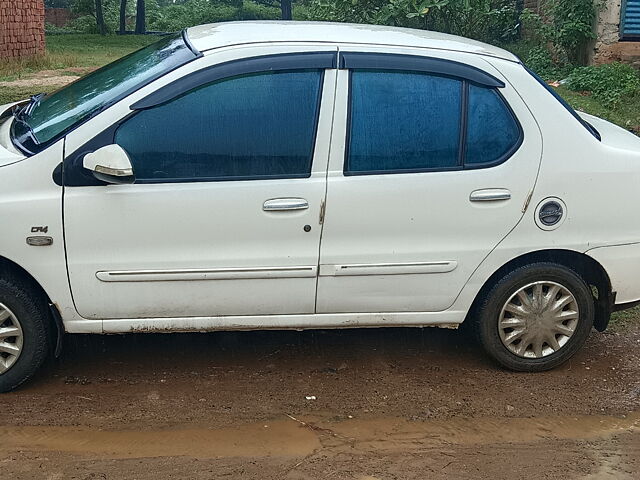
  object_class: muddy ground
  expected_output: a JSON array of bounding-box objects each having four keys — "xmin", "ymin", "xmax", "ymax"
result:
[{"xmin": 1, "ymin": 325, "xmax": 639, "ymax": 479}]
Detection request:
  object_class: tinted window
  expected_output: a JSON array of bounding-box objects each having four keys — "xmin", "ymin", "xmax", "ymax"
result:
[
  {"xmin": 115, "ymin": 70, "xmax": 323, "ymax": 182},
  {"xmin": 346, "ymin": 71, "xmax": 462, "ymax": 174},
  {"xmin": 465, "ymin": 85, "xmax": 521, "ymax": 165}
]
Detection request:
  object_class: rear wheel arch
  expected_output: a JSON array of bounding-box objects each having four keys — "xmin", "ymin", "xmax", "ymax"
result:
[{"xmin": 467, "ymin": 249, "xmax": 612, "ymax": 332}]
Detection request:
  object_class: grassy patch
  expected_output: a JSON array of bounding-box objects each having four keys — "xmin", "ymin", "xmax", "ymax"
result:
[
  {"xmin": 0, "ymin": 85, "xmax": 61, "ymax": 105},
  {"xmin": 555, "ymin": 86, "xmax": 640, "ymax": 134},
  {"xmin": 0, "ymin": 34, "xmax": 157, "ymax": 82},
  {"xmin": 610, "ymin": 306, "xmax": 640, "ymax": 332}
]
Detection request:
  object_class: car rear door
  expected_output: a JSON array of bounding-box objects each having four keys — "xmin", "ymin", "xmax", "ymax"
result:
[{"xmin": 317, "ymin": 49, "xmax": 542, "ymax": 314}]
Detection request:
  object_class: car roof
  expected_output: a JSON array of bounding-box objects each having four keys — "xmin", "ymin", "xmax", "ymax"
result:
[{"xmin": 186, "ymin": 21, "xmax": 520, "ymax": 62}]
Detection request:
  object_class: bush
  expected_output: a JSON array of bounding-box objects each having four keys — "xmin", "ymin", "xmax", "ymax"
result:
[
  {"xmin": 516, "ymin": 0, "xmax": 597, "ymax": 73},
  {"xmin": 565, "ymin": 63, "xmax": 640, "ymax": 106},
  {"xmin": 308, "ymin": 0, "xmax": 520, "ymax": 45}
]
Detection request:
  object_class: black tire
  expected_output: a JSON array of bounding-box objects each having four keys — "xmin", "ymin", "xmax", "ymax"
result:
[
  {"xmin": 0, "ymin": 276, "xmax": 52, "ymax": 393},
  {"xmin": 473, "ymin": 262, "xmax": 594, "ymax": 372}
]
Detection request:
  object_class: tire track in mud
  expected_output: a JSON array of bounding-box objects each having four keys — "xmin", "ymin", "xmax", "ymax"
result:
[{"xmin": 1, "ymin": 412, "xmax": 637, "ymax": 460}]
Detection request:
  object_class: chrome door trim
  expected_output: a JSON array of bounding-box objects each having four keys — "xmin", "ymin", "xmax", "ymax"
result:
[
  {"xmin": 96, "ymin": 266, "xmax": 318, "ymax": 282},
  {"xmin": 319, "ymin": 261, "xmax": 457, "ymax": 277}
]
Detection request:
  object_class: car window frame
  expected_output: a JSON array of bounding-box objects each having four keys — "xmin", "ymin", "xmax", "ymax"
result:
[
  {"xmin": 115, "ymin": 69, "xmax": 325, "ymax": 184},
  {"xmin": 61, "ymin": 52, "xmax": 337, "ymax": 187},
  {"xmin": 341, "ymin": 54, "xmax": 524, "ymax": 177}
]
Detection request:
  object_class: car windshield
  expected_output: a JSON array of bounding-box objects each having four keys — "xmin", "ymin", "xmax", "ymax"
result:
[{"xmin": 11, "ymin": 32, "xmax": 199, "ymax": 154}]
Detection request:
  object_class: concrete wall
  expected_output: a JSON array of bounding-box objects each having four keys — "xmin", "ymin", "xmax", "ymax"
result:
[
  {"xmin": 593, "ymin": 0, "xmax": 622, "ymax": 63},
  {"xmin": 593, "ymin": 0, "xmax": 640, "ymax": 66},
  {"xmin": 0, "ymin": 0, "xmax": 45, "ymax": 59}
]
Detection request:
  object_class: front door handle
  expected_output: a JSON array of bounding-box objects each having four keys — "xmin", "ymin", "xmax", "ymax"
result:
[
  {"xmin": 263, "ymin": 198, "xmax": 309, "ymax": 212},
  {"xmin": 469, "ymin": 188, "xmax": 511, "ymax": 202}
]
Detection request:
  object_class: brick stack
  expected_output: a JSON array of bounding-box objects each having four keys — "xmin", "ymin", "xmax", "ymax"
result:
[{"xmin": 0, "ymin": 0, "xmax": 45, "ymax": 59}]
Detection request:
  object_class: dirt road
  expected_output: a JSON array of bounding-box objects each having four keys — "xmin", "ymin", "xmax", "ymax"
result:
[{"xmin": 1, "ymin": 325, "xmax": 639, "ymax": 479}]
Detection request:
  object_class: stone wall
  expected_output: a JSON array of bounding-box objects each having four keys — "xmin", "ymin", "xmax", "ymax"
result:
[{"xmin": 0, "ymin": 0, "xmax": 45, "ymax": 59}]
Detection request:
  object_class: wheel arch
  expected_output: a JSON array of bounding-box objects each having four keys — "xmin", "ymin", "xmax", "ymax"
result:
[
  {"xmin": 468, "ymin": 249, "xmax": 613, "ymax": 332},
  {"xmin": 0, "ymin": 254, "xmax": 64, "ymax": 354}
]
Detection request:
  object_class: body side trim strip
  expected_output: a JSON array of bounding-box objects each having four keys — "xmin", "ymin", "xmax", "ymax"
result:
[
  {"xmin": 96, "ymin": 266, "xmax": 318, "ymax": 282},
  {"xmin": 319, "ymin": 261, "xmax": 457, "ymax": 276}
]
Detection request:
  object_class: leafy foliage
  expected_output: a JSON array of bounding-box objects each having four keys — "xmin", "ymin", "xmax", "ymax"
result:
[
  {"xmin": 518, "ymin": 0, "xmax": 598, "ymax": 72},
  {"xmin": 565, "ymin": 63, "xmax": 640, "ymax": 107},
  {"xmin": 65, "ymin": 0, "xmax": 283, "ymax": 33},
  {"xmin": 308, "ymin": 0, "xmax": 520, "ymax": 44}
]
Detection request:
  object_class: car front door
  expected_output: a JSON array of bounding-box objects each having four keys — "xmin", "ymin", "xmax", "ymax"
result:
[
  {"xmin": 317, "ymin": 50, "xmax": 543, "ymax": 314},
  {"xmin": 63, "ymin": 52, "xmax": 336, "ymax": 320}
]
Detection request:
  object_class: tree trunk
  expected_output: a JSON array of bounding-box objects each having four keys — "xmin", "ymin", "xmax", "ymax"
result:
[
  {"xmin": 119, "ymin": 0, "xmax": 127, "ymax": 35},
  {"xmin": 135, "ymin": 0, "xmax": 146, "ymax": 35},
  {"xmin": 280, "ymin": 0, "xmax": 292, "ymax": 20},
  {"xmin": 95, "ymin": 0, "xmax": 107, "ymax": 35}
]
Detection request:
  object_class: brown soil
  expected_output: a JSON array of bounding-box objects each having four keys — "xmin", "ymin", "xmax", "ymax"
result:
[
  {"xmin": 0, "ymin": 67, "xmax": 94, "ymax": 88},
  {"xmin": 1, "ymin": 326, "xmax": 639, "ymax": 479}
]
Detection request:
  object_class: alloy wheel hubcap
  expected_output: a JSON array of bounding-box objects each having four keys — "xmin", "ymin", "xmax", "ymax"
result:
[
  {"xmin": 0, "ymin": 303, "xmax": 23, "ymax": 374},
  {"xmin": 498, "ymin": 281, "xmax": 579, "ymax": 359}
]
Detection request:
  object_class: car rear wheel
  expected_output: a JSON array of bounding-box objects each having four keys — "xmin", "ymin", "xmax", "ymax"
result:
[
  {"xmin": 474, "ymin": 263, "xmax": 594, "ymax": 371},
  {"xmin": 0, "ymin": 277, "xmax": 51, "ymax": 393}
]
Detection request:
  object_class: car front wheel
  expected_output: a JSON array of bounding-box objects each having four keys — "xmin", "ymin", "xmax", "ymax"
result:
[
  {"xmin": 0, "ymin": 277, "xmax": 51, "ymax": 392},
  {"xmin": 475, "ymin": 262, "xmax": 594, "ymax": 372}
]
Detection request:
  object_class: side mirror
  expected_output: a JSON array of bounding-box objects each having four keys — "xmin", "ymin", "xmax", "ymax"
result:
[{"xmin": 83, "ymin": 144, "xmax": 135, "ymax": 184}]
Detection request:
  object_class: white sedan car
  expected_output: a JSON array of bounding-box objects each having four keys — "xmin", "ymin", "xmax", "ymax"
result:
[{"xmin": 1, "ymin": 21, "xmax": 639, "ymax": 391}]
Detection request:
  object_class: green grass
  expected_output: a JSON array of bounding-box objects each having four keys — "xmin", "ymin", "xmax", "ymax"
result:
[
  {"xmin": 0, "ymin": 34, "xmax": 157, "ymax": 82},
  {"xmin": 0, "ymin": 85, "xmax": 61, "ymax": 105},
  {"xmin": 610, "ymin": 306, "xmax": 640, "ymax": 332},
  {"xmin": 45, "ymin": 34, "xmax": 157, "ymax": 67},
  {"xmin": 555, "ymin": 86, "xmax": 640, "ymax": 134}
]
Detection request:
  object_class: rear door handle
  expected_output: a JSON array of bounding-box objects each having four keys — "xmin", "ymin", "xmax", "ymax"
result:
[
  {"xmin": 469, "ymin": 189, "xmax": 511, "ymax": 202},
  {"xmin": 263, "ymin": 198, "xmax": 309, "ymax": 211}
]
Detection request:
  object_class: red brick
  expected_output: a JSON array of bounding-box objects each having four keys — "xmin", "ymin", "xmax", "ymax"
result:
[{"xmin": 0, "ymin": 0, "xmax": 44, "ymax": 59}]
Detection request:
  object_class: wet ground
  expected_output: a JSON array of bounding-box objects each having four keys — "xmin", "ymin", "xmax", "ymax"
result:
[{"xmin": 1, "ymin": 325, "xmax": 639, "ymax": 479}]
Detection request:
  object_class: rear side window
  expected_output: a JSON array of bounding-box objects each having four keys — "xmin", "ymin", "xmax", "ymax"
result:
[
  {"xmin": 115, "ymin": 70, "xmax": 323, "ymax": 183},
  {"xmin": 465, "ymin": 84, "xmax": 521, "ymax": 165},
  {"xmin": 345, "ymin": 70, "xmax": 523, "ymax": 175},
  {"xmin": 347, "ymin": 71, "xmax": 462, "ymax": 173}
]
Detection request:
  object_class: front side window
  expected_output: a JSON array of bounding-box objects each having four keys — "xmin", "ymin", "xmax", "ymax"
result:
[
  {"xmin": 347, "ymin": 71, "xmax": 463, "ymax": 174},
  {"xmin": 115, "ymin": 70, "xmax": 323, "ymax": 182}
]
